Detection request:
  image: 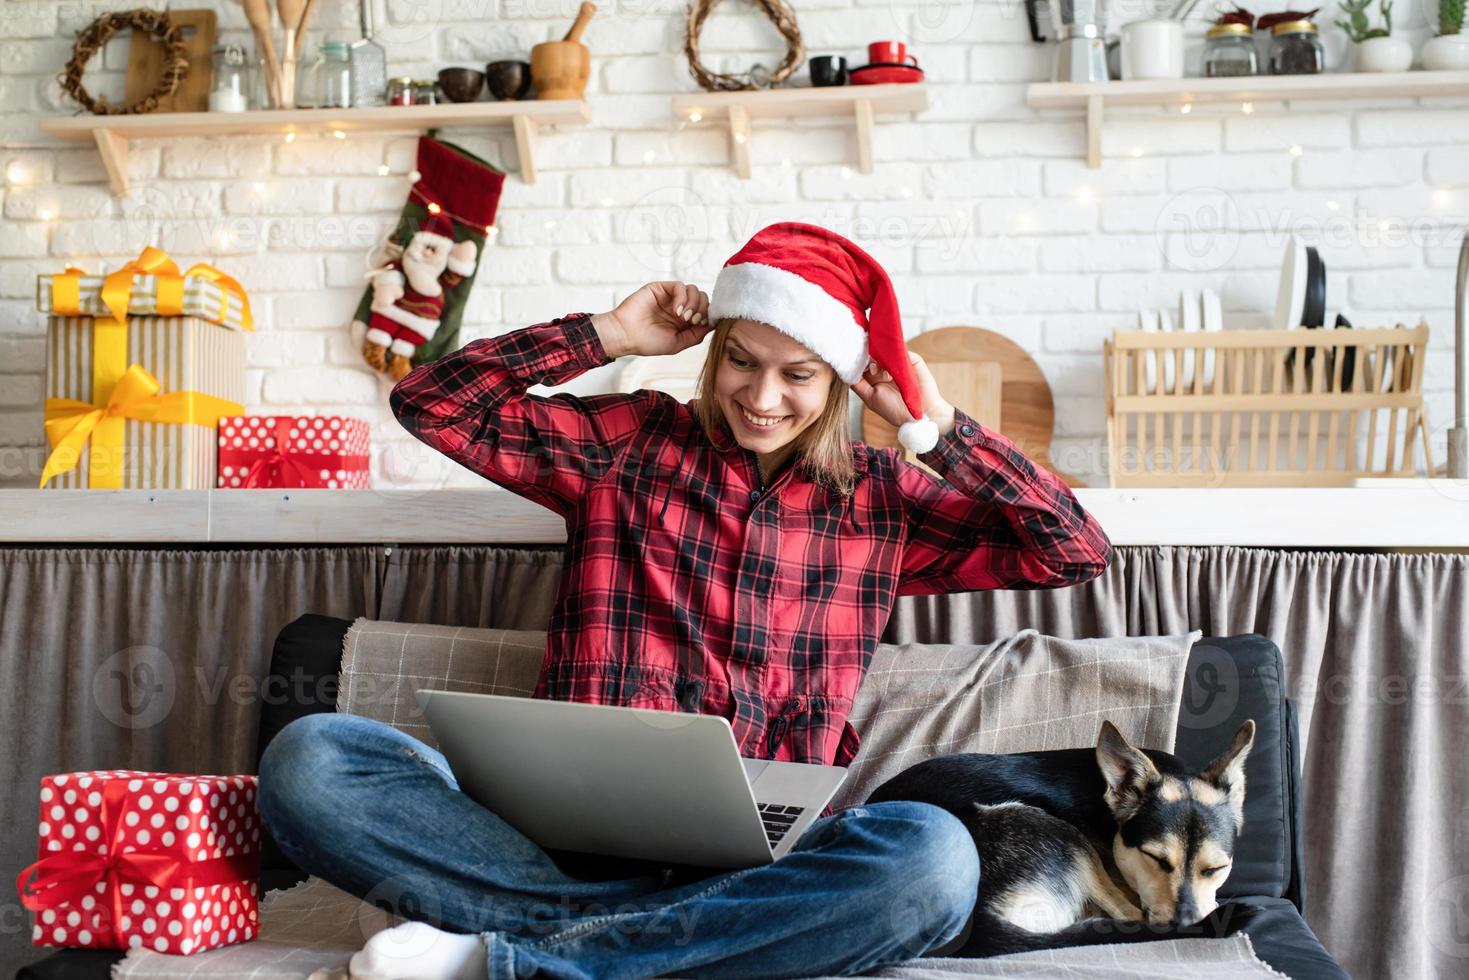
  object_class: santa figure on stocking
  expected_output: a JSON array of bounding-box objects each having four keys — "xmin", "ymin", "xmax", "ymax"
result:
[
  {"xmin": 350, "ymin": 138, "xmax": 505, "ymax": 381},
  {"xmin": 362, "ymin": 212, "xmax": 478, "ymax": 381}
]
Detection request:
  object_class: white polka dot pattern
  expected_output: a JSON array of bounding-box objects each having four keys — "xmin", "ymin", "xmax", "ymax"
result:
[
  {"xmin": 215, "ymin": 415, "xmax": 371, "ymax": 489},
  {"xmin": 26, "ymin": 771, "xmax": 261, "ymax": 955}
]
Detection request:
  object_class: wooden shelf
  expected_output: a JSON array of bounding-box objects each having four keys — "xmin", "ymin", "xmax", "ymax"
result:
[
  {"xmin": 38, "ymin": 100, "xmax": 593, "ymax": 194},
  {"xmin": 1027, "ymin": 70, "xmax": 1469, "ymax": 168},
  {"xmin": 670, "ymin": 83, "xmax": 928, "ymax": 179}
]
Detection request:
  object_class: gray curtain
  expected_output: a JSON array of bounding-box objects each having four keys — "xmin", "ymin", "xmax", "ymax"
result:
[{"xmin": 3, "ymin": 544, "xmax": 1462, "ymax": 979}]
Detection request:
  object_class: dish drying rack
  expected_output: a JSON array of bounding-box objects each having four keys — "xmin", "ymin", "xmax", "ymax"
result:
[{"xmin": 1104, "ymin": 322, "xmax": 1433, "ymax": 487}]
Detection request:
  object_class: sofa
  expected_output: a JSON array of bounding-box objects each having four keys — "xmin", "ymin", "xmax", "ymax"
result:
[{"xmin": 18, "ymin": 616, "xmax": 1347, "ymax": 979}]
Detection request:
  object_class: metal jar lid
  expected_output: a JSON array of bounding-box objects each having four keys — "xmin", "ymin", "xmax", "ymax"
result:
[
  {"xmin": 1207, "ymin": 22, "xmax": 1253, "ymax": 37},
  {"xmin": 1270, "ymin": 19, "xmax": 1318, "ymax": 34}
]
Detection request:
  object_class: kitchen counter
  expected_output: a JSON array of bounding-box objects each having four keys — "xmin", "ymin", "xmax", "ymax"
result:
[{"xmin": 1, "ymin": 482, "xmax": 1466, "ymax": 547}]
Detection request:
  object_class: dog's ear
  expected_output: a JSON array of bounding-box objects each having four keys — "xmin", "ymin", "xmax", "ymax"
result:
[
  {"xmin": 1096, "ymin": 721, "xmax": 1161, "ymax": 823},
  {"xmin": 1200, "ymin": 719, "xmax": 1255, "ymax": 827}
]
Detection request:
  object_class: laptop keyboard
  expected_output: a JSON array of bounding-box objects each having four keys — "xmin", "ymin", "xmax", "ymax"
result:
[{"xmin": 757, "ymin": 802, "xmax": 805, "ymax": 847}]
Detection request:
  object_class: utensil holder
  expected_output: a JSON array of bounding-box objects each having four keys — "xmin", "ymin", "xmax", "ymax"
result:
[{"xmin": 1104, "ymin": 323, "xmax": 1434, "ymax": 486}]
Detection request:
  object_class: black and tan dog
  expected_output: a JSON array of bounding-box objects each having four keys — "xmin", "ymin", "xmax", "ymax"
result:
[{"xmin": 866, "ymin": 719, "xmax": 1259, "ymax": 957}]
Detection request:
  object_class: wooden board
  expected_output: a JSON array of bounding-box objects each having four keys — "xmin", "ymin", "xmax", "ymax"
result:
[
  {"xmin": 125, "ymin": 9, "xmax": 216, "ymax": 114},
  {"xmin": 862, "ymin": 325, "xmax": 1084, "ymax": 487}
]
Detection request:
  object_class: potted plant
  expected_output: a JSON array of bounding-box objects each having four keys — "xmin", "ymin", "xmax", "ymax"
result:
[
  {"xmin": 1336, "ymin": 0, "xmax": 1412, "ymax": 71},
  {"xmin": 1422, "ymin": 0, "xmax": 1469, "ymax": 69}
]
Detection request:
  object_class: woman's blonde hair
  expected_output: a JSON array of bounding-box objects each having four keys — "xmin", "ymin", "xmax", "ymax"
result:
[{"xmin": 692, "ymin": 316, "xmax": 858, "ymax": 496}]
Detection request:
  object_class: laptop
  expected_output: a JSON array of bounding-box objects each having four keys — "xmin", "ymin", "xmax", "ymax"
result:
[{"xmin": 415, "ymin": 689, "xmax": 849, "ymax": 869}]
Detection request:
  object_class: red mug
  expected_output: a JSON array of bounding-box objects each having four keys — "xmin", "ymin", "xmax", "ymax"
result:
[{"xmin": 867, "ymin": 40, "xmax": 918, "ymax": 67}]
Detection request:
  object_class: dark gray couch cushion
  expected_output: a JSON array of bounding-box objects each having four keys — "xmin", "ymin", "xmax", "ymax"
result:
[{"xmin": 1172, "ymin": 634, "xmax": 1299, "ymax": 906}]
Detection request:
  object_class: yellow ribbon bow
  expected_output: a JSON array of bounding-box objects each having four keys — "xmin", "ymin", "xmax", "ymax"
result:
[
  {"xmin": 51, "ymin": 245, "xmax": 254, "ymax": 332},
  {"xmin": 41, "ymin": 364, "xmax": 243, "ymax": 489}
]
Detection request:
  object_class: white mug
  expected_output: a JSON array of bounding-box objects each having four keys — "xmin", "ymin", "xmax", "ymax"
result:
[{"xmin": 1120, "ymin": 19, "xmax": 1185, "ymax": 80}]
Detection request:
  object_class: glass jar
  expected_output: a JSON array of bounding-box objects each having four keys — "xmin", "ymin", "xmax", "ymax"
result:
[
  {"xmin": 412, "ymin": 80, "xmax": 439, "ymax": 105},
  {"xmin": 349, "ymin": 0, "xmax": 387, "ymax": 107},
  {"xmin": 387, "ymin": 76, "xmax": 415, "ymax": 106},
  {"xmin": 313, "ymin": 40, "xmax": 354, "ymax": 108},
  {"xmin": 1204, "ymin": 23, "xmax": 1258, "ymax": 77},
  {"xmin": 208, "ymin": 44, "xmax": 250, "ymax": 112},
  {"xmin": 1268, "ymin": 20, "xmax": 1324, "ymax": 75}
]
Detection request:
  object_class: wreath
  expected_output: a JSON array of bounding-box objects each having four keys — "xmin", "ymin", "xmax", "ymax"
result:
[
  {"xmin": 60, "ymin": 8, "xmax": 189, "ymax": 115},
  {"xmin": 684, "ymin": 0, "xmax": 805, "ymax": 92}
]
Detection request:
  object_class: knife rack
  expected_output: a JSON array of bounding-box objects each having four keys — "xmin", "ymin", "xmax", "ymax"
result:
[{"xmin": 1104, "ymin": 323, "xmax": 1434, "ymax": 487}]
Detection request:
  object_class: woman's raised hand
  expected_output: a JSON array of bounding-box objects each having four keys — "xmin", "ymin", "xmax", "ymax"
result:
[{"xmin": 591, "ymin": 282, "xmax": 712, "ymax": 358}]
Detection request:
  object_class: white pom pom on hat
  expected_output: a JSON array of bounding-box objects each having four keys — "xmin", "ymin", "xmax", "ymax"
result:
[{"xmin": 708, "ymin": 221, "xmax": 942, "ymax": 453}]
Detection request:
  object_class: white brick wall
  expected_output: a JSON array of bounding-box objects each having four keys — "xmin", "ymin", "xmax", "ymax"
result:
[{"xmin": 1, "ymin": 0, "xmax": 1464, "ymax": 492}]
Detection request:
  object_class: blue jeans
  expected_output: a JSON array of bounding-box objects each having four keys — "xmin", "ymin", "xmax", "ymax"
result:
[{"xmin": 257, "ymin": 713, "xmax": 981, "ymax": 979}]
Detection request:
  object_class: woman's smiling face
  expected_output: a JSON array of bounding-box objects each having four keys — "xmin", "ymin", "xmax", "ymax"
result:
[{"xmin": 713, "ymin": 318, "xmax": 836, "ymax": 460}]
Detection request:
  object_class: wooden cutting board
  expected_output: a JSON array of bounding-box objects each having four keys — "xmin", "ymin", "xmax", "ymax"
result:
[
  {"xmin": 125, "ymin": 9, "xmax": 216, "ymax": 113},
  {"xmin": 861, "ymin": 325, "xmax": 1084, "ymax": 488}
]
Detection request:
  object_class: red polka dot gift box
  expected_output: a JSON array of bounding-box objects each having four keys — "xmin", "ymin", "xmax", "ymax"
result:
[
  {"xmin": 16, "ymin": 771, "xmax": 262, "ymax": 955},
  {"xmin": 216, "ymin": 415, "xmax": 371, "ymax": 489}
]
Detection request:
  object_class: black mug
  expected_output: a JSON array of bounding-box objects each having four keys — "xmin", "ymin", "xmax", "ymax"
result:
[{"xmin": 809, "ymin": 55, "xmax": 848, "ymax": 87}]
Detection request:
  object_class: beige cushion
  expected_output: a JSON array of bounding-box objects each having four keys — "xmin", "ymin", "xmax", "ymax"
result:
[{"xmin": 336, "ymin": 619, "xmax": 1197, "ymax": 811}]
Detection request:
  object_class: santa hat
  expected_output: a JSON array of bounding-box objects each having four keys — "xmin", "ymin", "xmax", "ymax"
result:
[{"xmin": 707, "ymin": 221, "xmax": 940, "ymax": 453}]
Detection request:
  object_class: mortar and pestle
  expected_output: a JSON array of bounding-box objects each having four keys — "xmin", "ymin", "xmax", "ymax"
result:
[{"xmin": 531, "ymin": 1, "xmax": 595, "ymax": 100}]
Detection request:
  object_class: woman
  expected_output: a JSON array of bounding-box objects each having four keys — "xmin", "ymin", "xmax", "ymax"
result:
[{"xmin": 259, "ymin": 223, "xmax": 1112, "ymax": 979}]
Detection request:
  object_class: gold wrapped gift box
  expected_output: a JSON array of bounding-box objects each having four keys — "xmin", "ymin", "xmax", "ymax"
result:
[{"xmin": 37, "ymin": 248, "xmax": 252, "ymax": 490}]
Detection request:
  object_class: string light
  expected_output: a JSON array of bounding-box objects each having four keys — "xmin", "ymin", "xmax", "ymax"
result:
[
  {"xmin": 332, "ymin": 130, "xmax": 346, "ymax": 139},
  {"xmin": 376, "ymin": 165, "xmax": 390, "ymax": 176},
  {"xmin": 426, "ymin": 202, "xmax": 441, "ymax": 214},
  {"xmin": 1289, "ymin": 144, "xmax": 1304, "ymax": 156},
  {"xmin": 283, "ymin": 131, "xmax": 296, "ymax": 143},
  {"xmin": 38, "ymin": 208, "xmax": 55, "ymax": 221},
  {"xmin": 688, "ymin": 110, "xmax": 703, "ymax": 122},
  {"xmin": 1180, "ymin": 103, "xmax": 1192, "ymax": 114},
  {"xmin": 1240, "ymin": 102, "xmax": 1254, "ymax": 114}
]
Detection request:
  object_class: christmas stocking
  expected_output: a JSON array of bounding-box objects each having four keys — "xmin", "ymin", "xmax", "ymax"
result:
[{"xmin": 350, "ymin": 136, "xmax": 506, "ymax": 382}]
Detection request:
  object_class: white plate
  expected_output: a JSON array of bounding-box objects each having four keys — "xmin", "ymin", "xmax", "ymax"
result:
[
  {"xmin": 1158, "ymin": 307, "xmax": 1179, "ymax": 392},
  {"xmin": 1138, "ymin": 308, "xmax": 1159, "ymax": 393},
  {"xmin": 1178, "ymin": 289, "xmax": 1201, "ymax": 392},
  {"xmin": 1274, "ymin": 237, "xmax": 1308, "ymax": 331},
  {"xmin": 1201, "ymin": 288, "xmax": 1222, "ymax": 387}
]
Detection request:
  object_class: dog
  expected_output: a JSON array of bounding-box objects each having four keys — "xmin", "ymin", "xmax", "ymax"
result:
[{"xmin": 865, "ymin": 719, "xmax": 1259, "ymax": 957}]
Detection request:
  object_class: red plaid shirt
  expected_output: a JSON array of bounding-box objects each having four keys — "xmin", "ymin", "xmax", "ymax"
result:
[{"xmin": 390, "ymin": 313, "xmax": 1112, "ymax": 801}]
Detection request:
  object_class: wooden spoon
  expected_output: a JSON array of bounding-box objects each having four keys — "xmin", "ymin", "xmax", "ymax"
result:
[
  {"xmin": 242, "ymin": 0, "xmax": 281, "ymax": 105},
  {"xmin": 293, "ymin": 0, "xmax": 319, "ymax": 52}
]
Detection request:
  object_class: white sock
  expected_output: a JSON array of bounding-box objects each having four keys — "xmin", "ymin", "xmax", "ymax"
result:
[{"xmin": 347, "ymin": 920, "xmax": 488, "ymax": 980}]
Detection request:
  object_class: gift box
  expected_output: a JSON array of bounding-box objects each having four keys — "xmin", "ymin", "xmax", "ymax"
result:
[
  {"xmin": 37, "ymin": 254, "xmax": 252, "ymax": 332},
  {"xmin": 217, "ymin": 416, "xmax": 372, "ymax": 489},
  {"xmin": 17, "ymin": 771, "xmax": 261, "ymax": 955},
  {"xmin": 37, "ymin": 248, "xmax": 251, "ymax": 490}
]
